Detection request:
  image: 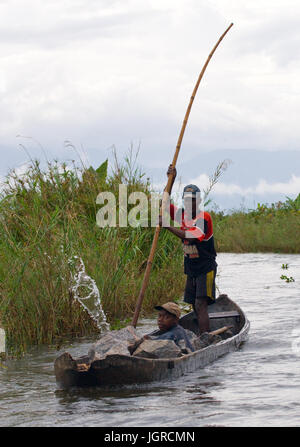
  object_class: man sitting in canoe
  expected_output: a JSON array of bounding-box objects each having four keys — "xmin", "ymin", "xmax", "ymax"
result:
[
  {"xmin": 128, "ymin": 302, "xmax": 194, "ymax": 355},
  {"xmin": 159, "ymin": 166, "xmax": 217, "ymax": 335}
]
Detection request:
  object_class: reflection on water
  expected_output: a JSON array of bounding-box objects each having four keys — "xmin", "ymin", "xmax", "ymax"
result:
[{"xmin": 0, "ymin": 253, "xmax": 299, "ymax": 427}]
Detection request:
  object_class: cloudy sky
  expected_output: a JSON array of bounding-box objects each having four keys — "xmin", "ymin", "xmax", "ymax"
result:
[{"xmin": 1, "ymin": 0, "xmax": 299, "ymax": 209}]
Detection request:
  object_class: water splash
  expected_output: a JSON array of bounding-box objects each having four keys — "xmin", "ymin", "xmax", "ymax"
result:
[{"xmin": 70, "ymin": 256, "xmax": 110, "ymax": 332}]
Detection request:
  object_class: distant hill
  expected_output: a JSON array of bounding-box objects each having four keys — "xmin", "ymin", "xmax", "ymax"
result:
[{"xmin": 143, "ymin": 149, "xmax": 300, "ymax": 211}]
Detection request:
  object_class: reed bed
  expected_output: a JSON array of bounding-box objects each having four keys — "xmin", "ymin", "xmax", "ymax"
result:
[
  {"xmin": 0, "ymin": 156, "xmax": 184, "ymax": 353},
  {"xmin": 212, "ymin": 197, "xmax": 300, "ymax": 253}
]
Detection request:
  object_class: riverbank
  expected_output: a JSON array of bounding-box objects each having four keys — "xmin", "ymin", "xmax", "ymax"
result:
[
  {"xmin": 212, "ymin": 197, "xmax": 300, "ymax": 253},
  {"xmin": 0, "ymin": 157, "xmax": 299, "ymax": 353}
]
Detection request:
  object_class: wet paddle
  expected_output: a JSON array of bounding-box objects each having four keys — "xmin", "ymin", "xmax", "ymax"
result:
[{"xmin": 131, "ymin": 23, "xmax": 234, "ymax": 328}]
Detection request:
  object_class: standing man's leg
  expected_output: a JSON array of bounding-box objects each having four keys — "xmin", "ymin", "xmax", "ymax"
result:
[
  {"xmin": 193, "ymin": 270, "xmax": 216, "ymax": 335},
  {"xmin": 193, "ymin": 297, "xmax": 209, "ymax": 334},
  {"xmin": 184, "ymin": 275, "xmax": 214, "ymax": 335}
]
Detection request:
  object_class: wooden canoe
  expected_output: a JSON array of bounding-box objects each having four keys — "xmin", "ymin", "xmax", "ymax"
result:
[{"xmin": 54, "ymin": 294, "xmax": 250, "ymax": 388}]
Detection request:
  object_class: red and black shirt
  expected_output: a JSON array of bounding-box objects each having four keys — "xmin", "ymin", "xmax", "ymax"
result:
[{"xmin": 169, "ymin": 203, "xmax": 217, "ymax": 276}]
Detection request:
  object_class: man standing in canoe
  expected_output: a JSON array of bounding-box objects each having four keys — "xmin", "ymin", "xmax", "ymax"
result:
[{"xmin": 159, "ymin": 165, "xmax": 217, "ymax": 335}]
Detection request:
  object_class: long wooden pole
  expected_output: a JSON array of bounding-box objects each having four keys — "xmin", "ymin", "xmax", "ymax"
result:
[{"xmin": 131, "ymin": 23, "xmax": 234, "ymax": 328}]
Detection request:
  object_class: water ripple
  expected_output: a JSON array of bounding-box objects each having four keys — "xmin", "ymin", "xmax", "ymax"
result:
[{"xmin": 1, "ymin": 253, "xmax": 300, "ymax": 427}]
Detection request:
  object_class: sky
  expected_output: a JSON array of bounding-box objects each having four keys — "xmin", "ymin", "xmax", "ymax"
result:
[{"xmin": 0, "ymin": 0, "xmax": 300, "ymax": 210}]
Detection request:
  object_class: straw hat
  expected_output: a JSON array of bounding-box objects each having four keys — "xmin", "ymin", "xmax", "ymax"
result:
[{"xmin": 154, "ymin": 302, "xmax": 181, "ymax": 319}]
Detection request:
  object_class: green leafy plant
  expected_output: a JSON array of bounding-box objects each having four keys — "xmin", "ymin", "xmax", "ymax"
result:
[
  {"xmin": 280, "ymin": 263, "xmax": 295, "ymax": 283},
  {"xmin": 0, "ymin": 148, "xmax": 184, "ymax": 354},
  {"xmin": 280, "ymin": 275, "xmax": 295, "ymax": 283}
]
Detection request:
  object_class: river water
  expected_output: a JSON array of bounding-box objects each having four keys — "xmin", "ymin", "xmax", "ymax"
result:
[{"xmin": 0, "ymin": 253, "xmax": 299, "ymax": 427}]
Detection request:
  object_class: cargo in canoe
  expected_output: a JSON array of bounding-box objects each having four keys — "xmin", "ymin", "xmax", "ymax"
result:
[{"xmin": 54, "ymin": 294, "xmax": 250, "ymax": 388}]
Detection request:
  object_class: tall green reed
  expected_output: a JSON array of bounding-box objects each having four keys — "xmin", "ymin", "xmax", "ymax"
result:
[{"xmin": 0, "ymin": 153, "xmax": 184, "ymax": 354}]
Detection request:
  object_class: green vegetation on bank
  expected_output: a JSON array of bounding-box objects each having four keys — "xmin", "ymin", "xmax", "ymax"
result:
[
  {"xmin": 211, "ymin": 195, "xmax": 300, "ymax": 253},
  {"xmin": 0, "ymin": 153, "xmax": 299, "ymax": 353},
  {"xmin": 0, "ymin": 156, "xmax": 185, "ymax": 353}
]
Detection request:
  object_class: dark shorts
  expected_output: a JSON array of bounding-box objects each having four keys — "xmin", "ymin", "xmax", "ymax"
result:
[{"xmin": 184, "ymin": 270, "xmax": 216, "ymax": 305}]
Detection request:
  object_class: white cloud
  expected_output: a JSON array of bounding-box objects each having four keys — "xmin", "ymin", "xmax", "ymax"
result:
[
  {"xmin": 0, "ymin": 0, "xmax": 300, "ymax": 176},
  {"xmin": 190, "ymin": 173, "xmax": 300, "ymax": 196},
  {"xmin": 253, "ymin": 175, "xmax": 300, "ymax": 196}
]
